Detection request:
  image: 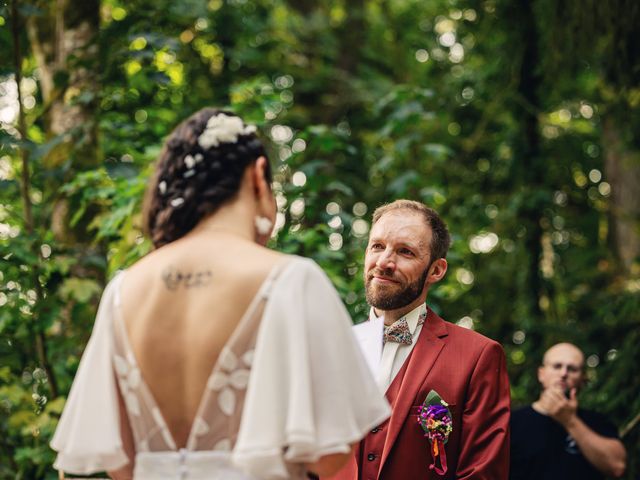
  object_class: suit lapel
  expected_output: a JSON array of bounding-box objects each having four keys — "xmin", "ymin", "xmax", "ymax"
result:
[{"xmin": 379, "ymin": 308, "xmax": 448, "ymax": 473}]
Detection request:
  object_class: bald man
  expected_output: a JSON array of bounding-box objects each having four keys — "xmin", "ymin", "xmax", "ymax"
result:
[{"xmin": 510, "ymin": 343, "xmax": 626, "ymax": 479}]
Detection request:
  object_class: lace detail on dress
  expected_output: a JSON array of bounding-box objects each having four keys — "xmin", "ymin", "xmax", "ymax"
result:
[
  {"xmin": 186, "ymin": 301, "xmax": 266, "ymax": 452},
  {"xmin": 207, "ymin": 347, "xmax": 250, "ymax": 416},
  {"xmin": 112, "ymin": 307, "xmax": 177, "ymax": 452},
  {"xmin": 111, "ymin": 262, "xmax": 285, "ymax": 457},
  {"xmin": 114, "ymin": 353, "xmax": 142, "ymax": 416}
]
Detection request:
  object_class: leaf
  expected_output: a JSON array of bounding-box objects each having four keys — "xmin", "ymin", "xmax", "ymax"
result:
[
  {"xmin": 45, "ymin": 397, "xmax": 67, "ymax": 415},
  {"xmin": 387, "ymin": 170, "xmax": 419, "ymax": 195},
  {"xmin": 424, "ymin": 389, "xmax": 444, "ymax": 406},
  {"xmin": 299, "ymin": 159, "xmax": 329, "ymax": 176},
  {"xmin": 326, "ymin": 180, "xmax": 354, "ymax": 196},
  {"xmin": 59, "ymin": 278, "xmax": 102, "ymax": 303},
  {"xmin": 423, "ymin": 143, "xmax": 454, "ymax": 160},
  {"xmin": 72, "ymin": 90, "xmax": 96, "ymax": 105},
  {"xmin": 30, "ymin": 134, "xmax": 67, "ymax": 163}
]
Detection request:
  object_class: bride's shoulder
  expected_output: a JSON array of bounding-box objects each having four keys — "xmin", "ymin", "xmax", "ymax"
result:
[{"xmin": 271, "ymin": 255, "xmax": 333, "ymax": 287}]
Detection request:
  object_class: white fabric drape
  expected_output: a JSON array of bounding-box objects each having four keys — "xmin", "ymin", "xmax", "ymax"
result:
[
  {"xmin": 232, "ymin": 259, "xmax": 390, "ymax": 478},
  {"xmin": 50, "ymin": 274, "xmax": 130, "ymax": 473}
]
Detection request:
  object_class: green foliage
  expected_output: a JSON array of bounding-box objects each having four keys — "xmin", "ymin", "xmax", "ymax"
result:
[{"xmin": 0, "ymin": 0, "xmax": 639, "ymax": 477}]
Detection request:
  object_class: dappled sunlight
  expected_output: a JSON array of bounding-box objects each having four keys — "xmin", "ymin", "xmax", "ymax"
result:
[
  {"xmin": 456, "ymin": 315, "xmax": 474, "ymax": 329},
  {"xmin": 469, "ymin": 232, "xmax": 499, "ymax": 254},
  {"xmin": 1, "ymin": 0, "xmax": 638, "ymax": 474}
]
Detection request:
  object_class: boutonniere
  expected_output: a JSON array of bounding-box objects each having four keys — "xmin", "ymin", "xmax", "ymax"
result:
[{"xmin": 417, "ymin": 389, "xmax": 452, "ymax": 475}]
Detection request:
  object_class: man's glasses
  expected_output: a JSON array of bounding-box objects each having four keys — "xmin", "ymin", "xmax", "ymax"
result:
[{"xmin": 544, "ymin": 362, "xmax": 582, "ymax": 374}]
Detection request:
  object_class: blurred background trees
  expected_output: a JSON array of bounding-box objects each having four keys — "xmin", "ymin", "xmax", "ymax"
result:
[{"xmin": 1, "ymin": 0, "xmax": 638, "ymax": 477}]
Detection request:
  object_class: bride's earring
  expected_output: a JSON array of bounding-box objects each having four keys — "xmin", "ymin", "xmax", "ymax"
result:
[{"xmin": 254, "ymin": 216, "xmax": 273, "ymax": 236}]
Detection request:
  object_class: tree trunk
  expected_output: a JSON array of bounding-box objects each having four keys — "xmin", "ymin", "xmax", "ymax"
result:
[
  {"xmin": 26, "ymin": 0, "xmax": 100, "ymax": 241},
  {"xmin": 603, "ymin": 115, "xmax": 640, "ymax": 274},
  {"xmin": 508, "ymin": 0, "xmax": 546, "ymax": 323}
]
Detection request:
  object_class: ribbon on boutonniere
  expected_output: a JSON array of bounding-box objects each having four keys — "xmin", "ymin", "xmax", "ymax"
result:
[{"xmin": 417, "ymin": 389, "xmax": 452, "ymax": 476}]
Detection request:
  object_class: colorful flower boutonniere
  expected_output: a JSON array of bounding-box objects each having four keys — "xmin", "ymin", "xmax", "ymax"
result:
[{"xmin": 417, "ymin": 389, "xmax": 453, "ymax": 475}]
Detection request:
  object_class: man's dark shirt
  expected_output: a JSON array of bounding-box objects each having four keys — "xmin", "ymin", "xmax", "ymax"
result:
[{"xmin": 510, "ymin": 405, "xmax": 619, "ymax": 480}]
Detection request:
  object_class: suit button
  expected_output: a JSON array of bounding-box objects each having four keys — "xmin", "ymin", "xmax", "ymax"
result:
[
  {"xmin": 367, "ymin": 453, "xmax": 376, "ymax": 461},
  {"xmin": 371, "ymin": 427, "xmax": 380, "ymax": 433}
]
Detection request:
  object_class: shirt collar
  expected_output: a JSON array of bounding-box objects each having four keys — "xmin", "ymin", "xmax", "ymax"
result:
[
  {"xmin": 369, "ymin": 307, "xmax": 383, "ymax": 322},
  {"xmin": 369, "ymin": 303, "xmax": 427, "ymax": 335}
]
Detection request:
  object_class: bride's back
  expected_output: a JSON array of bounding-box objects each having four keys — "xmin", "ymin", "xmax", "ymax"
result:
[
  {"xmin": 51, "ymin": 109, "xmax": 378, "ymax": 479},
  {"xmin": 120, "ymin": 233, "xmax": 284, "ymax": 447}
]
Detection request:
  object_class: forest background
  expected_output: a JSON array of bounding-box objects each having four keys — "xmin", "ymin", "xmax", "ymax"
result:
[{"xmin": 0, "ymin": 0, "xmax": 639, "ymax": 478}]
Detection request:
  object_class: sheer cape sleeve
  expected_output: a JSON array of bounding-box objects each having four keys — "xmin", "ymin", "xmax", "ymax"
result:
[
  {"xmin": 232, "ymin": 258, "xmax": 390, "ymax": 478},
  {"xmin": 50, "ymin": 273, "xmax": 129, "ymax": 474}
]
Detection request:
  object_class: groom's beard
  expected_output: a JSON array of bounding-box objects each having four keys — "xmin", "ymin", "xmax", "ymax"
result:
[{"xmin": 365, "ymin": 265, "xmax": 430, "ymax": 311}]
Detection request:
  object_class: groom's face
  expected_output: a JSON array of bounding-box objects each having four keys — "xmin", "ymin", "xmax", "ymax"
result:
[{"xmin": 364, "ymin": 211, "xmax": 433, "ymax": 311}]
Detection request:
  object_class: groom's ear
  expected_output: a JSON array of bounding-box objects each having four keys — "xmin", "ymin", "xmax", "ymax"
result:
[{"xmin": 427, "ymin": 258, "xmax": 447, "ymax": 285}]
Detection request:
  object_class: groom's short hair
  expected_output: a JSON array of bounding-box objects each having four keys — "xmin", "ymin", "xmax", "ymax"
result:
[{"xmin": 372, "ymin": 199, "xmax": 451, "ymax": 260}]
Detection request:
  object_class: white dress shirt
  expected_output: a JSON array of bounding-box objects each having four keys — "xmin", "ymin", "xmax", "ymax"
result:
[{"xmin": 371, "ymin": 303, "xmax": 427, "ymax": 391}]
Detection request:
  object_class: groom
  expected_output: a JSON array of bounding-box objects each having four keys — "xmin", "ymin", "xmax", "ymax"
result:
[{"xmin": 329, "ymin": 200, "xmax": 510, "ymax": 479}]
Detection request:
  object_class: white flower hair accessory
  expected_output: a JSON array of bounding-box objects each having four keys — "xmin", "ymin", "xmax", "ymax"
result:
[{"xmin": 197, "ymin": 113, "xmax": 257, "ymax": 150}]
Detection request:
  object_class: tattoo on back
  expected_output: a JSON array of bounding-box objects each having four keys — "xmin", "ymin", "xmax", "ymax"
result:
[{"xmin": 162, "ymin": 266, "xmax": 213, "ymax": 290}]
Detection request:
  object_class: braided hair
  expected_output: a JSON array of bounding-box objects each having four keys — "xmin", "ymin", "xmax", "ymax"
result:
[{"xmin": 143, "ymin": 108, "xmax": 271, "ymax": 248}]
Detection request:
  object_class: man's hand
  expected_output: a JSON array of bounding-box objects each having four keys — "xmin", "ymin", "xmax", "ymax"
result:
[
  {"xmin": 537, "ymin": 386, "xmax": 578, "ymax": 427},
  {"xmin": 536, "ymin": 387, "xmax": 626, "ymax": 478}
]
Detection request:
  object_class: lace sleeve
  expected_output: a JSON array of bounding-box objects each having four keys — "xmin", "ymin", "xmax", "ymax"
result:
[{"xmin": 232, "ymin": 258, "xmax": 390, "ymax": 478}]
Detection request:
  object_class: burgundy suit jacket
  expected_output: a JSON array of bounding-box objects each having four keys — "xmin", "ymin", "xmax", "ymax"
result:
[{"xmin": 326, "ymin": 308, "xmax": 510, "ymax": 480}]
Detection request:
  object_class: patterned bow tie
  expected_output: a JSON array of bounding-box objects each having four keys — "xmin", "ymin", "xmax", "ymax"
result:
[
  {"xmin": 384, "ymin": 318, "xmax": 412, "ymax": 345},
  {"xmin": 383, "ymin": 309, "xmax": 428, "ymax": 345}
]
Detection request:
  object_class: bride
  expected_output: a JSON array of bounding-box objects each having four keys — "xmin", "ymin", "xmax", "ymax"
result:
[{"xmin": 50, "ymin": 108, "xmax": 389, "ymax": 479}]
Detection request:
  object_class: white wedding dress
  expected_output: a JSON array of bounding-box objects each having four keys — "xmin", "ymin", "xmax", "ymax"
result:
[{"xmin": 51, "ymin": 257, "xmax": 390, "ymax": 479}]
